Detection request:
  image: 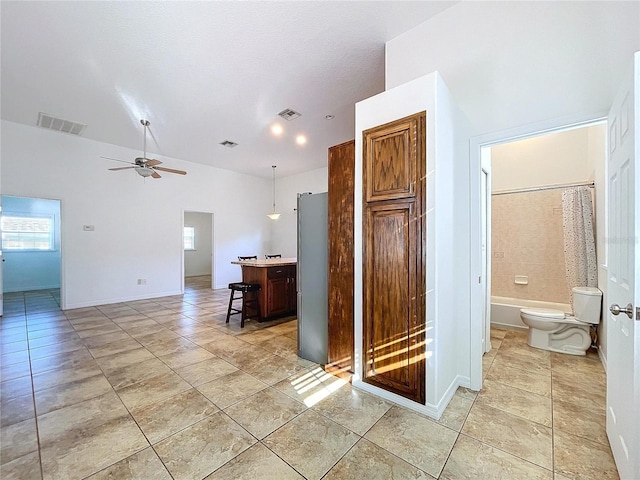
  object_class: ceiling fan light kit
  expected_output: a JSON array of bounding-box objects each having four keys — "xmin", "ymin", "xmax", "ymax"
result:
[{"xmin": 103, "ymin": 119, "xmax": 187, "ymax": 179}]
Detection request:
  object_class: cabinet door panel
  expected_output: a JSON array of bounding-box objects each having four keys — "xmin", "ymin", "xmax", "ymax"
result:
[
  {"xmin": 363, "ymin": 201, "xmax": 424, "ymax": 403},
  {"xmin": 268, "ymin": 278, "xmax": 290, "ymax": 316},
  {"xmin": 328, "ymin": 140, "xmax": 355, "ymax": 372},
  {"xmin": 363, "ymin": 113, "xmax": 423, "ymax": 203}
]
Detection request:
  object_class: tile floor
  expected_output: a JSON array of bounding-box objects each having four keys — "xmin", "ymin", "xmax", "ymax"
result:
[{"xmin": 1, "ymin": 277, "xmax": 619, "ymax": 479}]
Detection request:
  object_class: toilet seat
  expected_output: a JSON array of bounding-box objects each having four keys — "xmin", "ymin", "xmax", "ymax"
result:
[
  {"xmin": 520, "ymin": 307, "xmax": 589, "ymax": 326},
  {"xmin": 520, "ymin": 307, "xmax": 565, "ymax": 319}
]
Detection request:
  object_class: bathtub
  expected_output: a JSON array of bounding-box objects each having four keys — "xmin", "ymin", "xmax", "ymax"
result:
[{"xmin": 490, "ymin": 296, "xmax": 572, "ymax": 329}]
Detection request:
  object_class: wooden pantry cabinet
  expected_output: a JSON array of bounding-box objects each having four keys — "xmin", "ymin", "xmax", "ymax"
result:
[
  {"xmin": 327, "ymin": 140, "xmax": 355, "ymax": 373},
  {"xmin": 362, "ymin": 112, "xmax": 426, "ymax": 404}
]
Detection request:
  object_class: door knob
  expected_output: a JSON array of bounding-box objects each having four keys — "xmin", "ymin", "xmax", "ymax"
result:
[{"xmin": 610, "ymin": 303, "xmax": 634, "ymax": 319}]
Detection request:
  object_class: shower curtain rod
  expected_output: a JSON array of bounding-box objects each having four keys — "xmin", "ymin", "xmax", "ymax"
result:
[{"xmin": 492, "ymin": 181, "xmax": 595, "ymax": 196}]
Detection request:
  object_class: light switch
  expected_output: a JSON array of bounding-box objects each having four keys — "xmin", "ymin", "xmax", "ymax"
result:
[{"xmin": 83, "ymin": 225, "xmax": 95, "ymax": 231}]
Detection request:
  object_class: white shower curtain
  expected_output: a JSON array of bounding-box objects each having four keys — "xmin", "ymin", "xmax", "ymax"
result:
[{"xmin": 561, "ymin": 186, "xmax": 597, "ymax": 297}]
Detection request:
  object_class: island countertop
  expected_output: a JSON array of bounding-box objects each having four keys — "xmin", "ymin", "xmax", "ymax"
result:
[{"xmin": 230, "ymin": 257, "xmax": 296, "ymax": 267}]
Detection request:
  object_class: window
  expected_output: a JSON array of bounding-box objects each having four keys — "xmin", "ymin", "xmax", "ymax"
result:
[
  {"xmin": 1, "ymin": 214, "xmax": 55, "ymax": 251},
  {"xmin": 184, "ymin": 226, "xmax": 195, "ymax": 250}
]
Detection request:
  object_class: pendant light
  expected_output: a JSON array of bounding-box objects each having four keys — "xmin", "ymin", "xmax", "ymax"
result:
[{"xmin": 267, "ymin": 165, "xmax": 281, "ymax": 220}]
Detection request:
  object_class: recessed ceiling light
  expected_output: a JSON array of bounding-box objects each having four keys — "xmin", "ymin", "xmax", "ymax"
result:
[
  {"xmin": 296, "ymin": 135, "xmax": 307, "ymax": 145},
  {"xmin": 271, "ymin": 124, "xmax": 283, "ymax": 136},
  {"xmin": 325, "ymin": 115, "xmax": 335, "ymax": 120}
]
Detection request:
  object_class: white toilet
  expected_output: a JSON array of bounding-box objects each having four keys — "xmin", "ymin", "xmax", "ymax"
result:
[{"xmin": 519, "ymin": 287, "xmax": 602, "ymax": 356}]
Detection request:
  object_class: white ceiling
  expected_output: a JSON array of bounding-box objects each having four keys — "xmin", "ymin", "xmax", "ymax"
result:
[{"xmin": 1, "ymin": 1, "xmax": 456, "ymax": 178}]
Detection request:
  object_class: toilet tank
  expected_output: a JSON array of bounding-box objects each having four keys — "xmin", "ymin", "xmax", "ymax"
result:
[{"xmin": 572, "ymin": 287, "xmax": 603, "ymax": 324}]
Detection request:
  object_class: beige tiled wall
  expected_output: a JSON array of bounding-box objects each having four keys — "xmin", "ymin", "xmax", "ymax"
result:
[{"xmin": 491, "ymin": 189, "xmax": 570, "ymax": 304}]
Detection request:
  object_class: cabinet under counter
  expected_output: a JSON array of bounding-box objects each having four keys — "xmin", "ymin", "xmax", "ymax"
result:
[{"xmin": 230, "ymin": 258, "xmax": 297, "ymax": 320}]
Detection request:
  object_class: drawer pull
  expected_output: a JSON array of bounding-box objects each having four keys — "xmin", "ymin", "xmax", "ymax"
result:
[{"xmin": 276, "ymin": 270, "xmax": 282, "ymax": 273}]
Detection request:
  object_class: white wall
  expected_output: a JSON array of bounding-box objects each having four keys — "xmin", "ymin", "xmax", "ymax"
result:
[
  {"xmin": 1, "ymin": 120, "xmax": 271, "ymax": 307},
  {"xmin": 2, "ymin": 195, "xmax": 61, "ymax": 292},
  {"xmin": 184, "ymin": 211, "xmax": 212, "ymax": 277},
  {"xmin": 491, "ymin": 125, "xmax": 603, "ymax": 191},
  {"xmin": 270, "ymin": 167, "xmax": 328, "ymax": 258},
  {"xmin": 354, "ymin": 72, "xmax": 472, "ymax": 418},
  {"xmin": 386, "ymin": 1, "xmax": 640, "ymax": 136}
]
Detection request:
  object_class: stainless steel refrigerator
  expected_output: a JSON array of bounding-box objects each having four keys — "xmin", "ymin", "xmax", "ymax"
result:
[{"xmin": 297, "ymin": 192, "xmax": 328, "ymax": 364}]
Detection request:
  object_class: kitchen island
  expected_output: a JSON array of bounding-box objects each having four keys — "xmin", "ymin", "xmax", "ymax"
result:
[{"xmin": 230, "ymin": 258, "xmax": 297, "ymax": 319}]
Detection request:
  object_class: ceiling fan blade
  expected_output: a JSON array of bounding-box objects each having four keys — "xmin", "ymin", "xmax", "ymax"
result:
[
  {"xmin": 154, "ymin": 166, "xmax": 187, "ymax": 175},
  {"xmin": 145, "ymin": 159, "xmax": 163, "ymax": 167},
  {"xmin": 109, "ymin": 166, "xmax": 136, "ymax": 171},
  {"xmin": 101, "ymin": 156, "xmax": 134, "ymax": 165},
  {"xmin": 151, "ymin": 171, "xmax": 162, "ymax": 179}
]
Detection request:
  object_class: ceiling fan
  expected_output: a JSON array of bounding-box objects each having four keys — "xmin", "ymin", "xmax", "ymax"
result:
[{"xmin": 102, "ymin": 119, "xmax": 187, "ymax": 179}]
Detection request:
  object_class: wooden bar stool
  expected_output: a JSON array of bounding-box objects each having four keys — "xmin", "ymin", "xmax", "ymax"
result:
[{"xmin": 226, "ymin": 282, "xmax": 261, "ymax": 328}]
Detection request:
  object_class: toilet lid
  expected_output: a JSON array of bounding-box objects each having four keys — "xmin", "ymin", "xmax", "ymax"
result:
[{"xmin": 521, "ymin": 307, "xmax": 566, "ymax": 319}]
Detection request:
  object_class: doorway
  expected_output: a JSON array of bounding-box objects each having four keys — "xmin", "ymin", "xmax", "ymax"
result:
[
  {"xmin": 182, "ymin": 211, "xmax": 214, "ymax": 292},
  {"xmin": 470, "ymin": 116, "xmax": 608, "ymax": 390},
  {"xmin": 1, "ymin": 195, "xmax": 63, "ymax": 315}
]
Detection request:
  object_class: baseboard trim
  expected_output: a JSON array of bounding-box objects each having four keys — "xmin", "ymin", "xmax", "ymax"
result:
[{"xmin": 64, "ymin": 290, "xmax": 183, "ymax": 310}]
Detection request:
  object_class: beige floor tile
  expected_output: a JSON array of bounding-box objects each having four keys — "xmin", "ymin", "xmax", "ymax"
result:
[
  {"xmin": 482, "ymin": 349, "xmax": 497, "ymax": 378},
  {"xmin": 553, "ymin": 398, "xmax": 608, "ymax": 446},
  {"xmin": 0, "ymin": 361, "xmax": 31, "ymax": 383},
  {"xmin": 263, "ymin": 409, "xmax": 359, "ymax": 480},
  {"xmin": 238, "ymin": 329, "xmax": 280, "ymax": 345},
  {"xmin": 272, "ymin": 367, "xmax": 346, "ymax": 407},
  {"xmin": 245, "ymin": 354, "xmax": 307, "ymax": 385},
  {"xmin": 436, "ymin": 389, "xmax": 475, "ymax": 431},
  {"xmin": 0, "ymin": 340, "xmax": 28, "ymax": 355},
  {"xmin": 158, "ymin": 344, "xmax": 216, "ymax": 369},
  {"xmin": 204, "ymin": 442, "xmax": 303, "ymax": 479},
  {"xmin": 86, "ymin": 447, "xmax": 171, "ymax": 479},
  {"xmin": 38, "ymin": 392, "xmax": 149, "ymax": 479},
  {"xmin": 28, "ymin": 338, "xmax": 86, "ymax": 360},
  {"xmin": 95, "ymin": 347, "xmax": 155, "ymax": 371},
  {"xmin": 103, "ymin": 357, "xmax": 173, "ymax": 390},
  {"xmin": 364, "ymin": 406, "xmax": 457, "ymax": 478},
  {"xmin": 552, "ymin": 371, "xmax": 606, "ymax": 412},
  {"xmin": 440, "ymin": 434, "xmax": 553, "ymax": 479},
  {"xmin": 461, "ymin": 402, "xmax": 553, "ymax": 470},
  {"xmin": 131, "ymin": 388, "xmax": 218, "ymax": 444},
  {"xmin": 116, "ymin": 372, "xmax": 192, "ymax": 410},
  {"xmin": 214, "ymin": 342, "xmax": 274, "ymax": 370},
  {"xmin": 551, "ymin": 352, "xmax": 605, "ymax": 376},
  {"xmin": 258, "ymin": 335, "xmax": 298, "ymax": 357},
  {"xmin": 154, "ymin": 412, "xmax": 256, "ymax": 480},
  {"xmin": 0, "ymin": 418, "xmax": 38, "ymax": 465},
  {"xmin": 0, "ymin": 451, "xmax": 41, "ymax": 480},
  {"xmin": 80, "ymin": 330, "xmax": 132, "ymax": 349},
  {"xmin": 311, "ymin": 383, "xmax": 391, "ymax": 435},
  {"xmin": 30, "ymin": 347, "xmax": 93, "ymax": 375},
  {"xmin": 200, "ymin": 334, "xmax": 250, "ymax": 356},
  {"xmin": 477, "ymin": 379, "xmax": 552, "ymax": 427},
  {"xmin": 197, "ymin": 370, "xmax": 268, "ymax": 409},
  {"xmin": 184, "ymin": 328, "xmax": 226, "ymax": 346},
  {"xmin": 87, "ymin": 337, "xmax": 142, "ymax": 359},
  {"xmin": 32, "ymin": 361, "xmax": 103, "ymax": 392},
  {"xmin": 27, "ymin": 332, "xmax": 80, "ymax": 349},
  {"xmin": 554, "ymin": 430, "xmax": 619, "ymax": 480},
  {"xmin": 486, "ymin": 363, "xmax": 552, "ymax": 397},
  {"xmin": 225, "ymin": 387, "xmax": 306, "ymax": 439},
  {"xmin": 1, "ymin": 376, "xmax": 34, "ymax": 400},
  {"xmin": 492, "ymin": 350, "xmax": 551, "ymax": 375},
  {"xmin": 490, "ymin": 328, "xmax": 508, "ymax": 340},
  {"xmin": 324, "ymin": 438, "xmax": 433, "ymax": 480},
  {"xmin": 1, "ymin": 392, "xmax": 34, "ymax": 427},
  {"xmin": 34, "ymin": 373, "xmax": 113, "ymax": 415},
  {"xmin": 75, "ymin": 324, "xmax": 123, "ymax": 339},
  {"xmin": 143, "ymin": 337, "xmax": 197, "ymax": 356},
  {"xmin": 174, "ymin": 357, "xmax": 238, "ymax": 387}
]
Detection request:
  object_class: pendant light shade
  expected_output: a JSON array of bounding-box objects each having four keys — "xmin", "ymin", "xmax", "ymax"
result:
[{"xmin": 268, "ymin": 165, "xmax": 281, "ymax": 220}]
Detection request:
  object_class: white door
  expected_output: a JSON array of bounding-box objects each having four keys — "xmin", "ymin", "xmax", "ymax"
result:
[{"xmin": 606, "ymin": 51, "xmax": 639, "ymax": 480}]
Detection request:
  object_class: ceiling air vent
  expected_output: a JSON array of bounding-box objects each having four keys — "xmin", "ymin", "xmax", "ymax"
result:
[
  {"xmin": 219, "ymin": 140, "xmax": 238, "ymax": 148},
  {"xmin": 37, "ymin": 113, "xmax": 87, "ymax": 136},
  {"xmin": 277, "ymin": 108, "xmax": 301, "ymax": 121}
]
